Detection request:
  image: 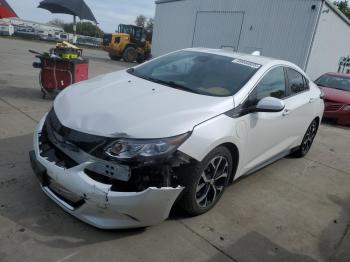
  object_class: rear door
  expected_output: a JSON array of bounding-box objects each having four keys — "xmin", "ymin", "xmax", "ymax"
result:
[
  {"xmin": 283, "ymin": 67, "xmax": 313, "ymax": 146},
  {"xmin": 192, "ymin": 11, "xmax": 244, "ymax": 50}
]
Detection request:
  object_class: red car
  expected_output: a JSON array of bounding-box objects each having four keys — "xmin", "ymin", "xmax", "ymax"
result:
[{"xmin": 315, "ymin": 72, "xmax": 350, "ymax": 125}]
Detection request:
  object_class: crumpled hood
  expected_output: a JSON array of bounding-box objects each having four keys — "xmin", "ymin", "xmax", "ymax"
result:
[{"xmin": 54, "ymin": 70, "xmax": 233, "ymax": 138}]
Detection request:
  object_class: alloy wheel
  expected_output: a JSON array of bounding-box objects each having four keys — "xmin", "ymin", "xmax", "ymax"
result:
[
  {"xmin": 195, "ymin": 156, "xmax": 229, "ymax": 209},
  {"xmin": 301, "ymin": 120, "xmax": 318, "ymax": 154}
]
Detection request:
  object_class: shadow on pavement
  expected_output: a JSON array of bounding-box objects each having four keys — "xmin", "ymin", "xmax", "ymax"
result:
[
  {"xmin": 207, "ymin": 231, "xmax": 318, "ymax": 262},
  {"xmin": 0, "ymin": 85, "xmax": 44, "ymax": 101},
  {"xmin": 321, "ymin": 119, "xmax": 350, "ymax": 130}
]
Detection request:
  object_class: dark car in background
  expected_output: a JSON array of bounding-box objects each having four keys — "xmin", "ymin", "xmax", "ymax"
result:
[{"xmin": 315, "ymin": 73, "xmax": 350, "ymax": 125}]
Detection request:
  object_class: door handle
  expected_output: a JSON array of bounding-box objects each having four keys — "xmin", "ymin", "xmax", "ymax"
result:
[
  {"xmin": 309, "ymin": 98, "xmax": 315, "ymax": 103},
  {"xmin": 282, "ymin": 109, "xmax": 290, "ymax": 116}
]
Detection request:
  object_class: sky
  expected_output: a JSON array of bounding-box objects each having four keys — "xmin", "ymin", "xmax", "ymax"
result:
[{"xmin": 6, "ymin": 0, "xmax": 156, "ymax": 32}]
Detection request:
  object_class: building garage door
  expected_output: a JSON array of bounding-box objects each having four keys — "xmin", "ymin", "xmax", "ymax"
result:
[{"xmin": 192, "ymin": 11, "xmax": 244, "ymax": 51}]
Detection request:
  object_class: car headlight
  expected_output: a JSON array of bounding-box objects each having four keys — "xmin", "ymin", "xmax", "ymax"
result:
[
  {"xmin": 319, "ymin": 90, "xmax": 325, "ymax": 99},
  {"xmin": 343, "ymin": 105, "xmax": 350, "ymax": 111},
  {"xmin": 104, "ymin": 133, "xmax": 190, "ymax": 160}
]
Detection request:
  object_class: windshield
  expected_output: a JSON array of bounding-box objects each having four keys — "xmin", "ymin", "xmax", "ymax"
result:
[
  {"xmin": 315, "ymin": 74, "xmax": 350, "ymax": 92},
  {"xmin": 128, "ymin": 51, "xmax": 261, "ymax": 97}
]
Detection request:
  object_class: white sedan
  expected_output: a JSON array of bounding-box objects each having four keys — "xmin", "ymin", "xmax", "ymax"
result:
[{"xmin": 29, "ymin": 48, "xmax": 324, "ymax": 229}]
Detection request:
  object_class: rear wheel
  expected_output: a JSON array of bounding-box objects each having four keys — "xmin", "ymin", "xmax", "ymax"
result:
[
  {"xmin": 178, "ymin": 146, "xmax": 233, "ymax": 216},
  {"xmin": 123, "ymin": 47, "xmax": 137, "ymax": 62},
  {"xmin": 292, "ymin": 119, "xmax": 319, "ymax": 157}
]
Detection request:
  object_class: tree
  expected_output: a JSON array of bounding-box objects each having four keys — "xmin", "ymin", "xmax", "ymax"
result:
[
  {"xmin": 47, "ymin": 19, "xmax": 65, "ymax": 28},
  {"xmin": 135, "ymin": 14, "xmax": 147, "ymax": 27},
  {"xmin": 146, "ymin": 18, "xmax": 154, "ymax": 31},
  {"xmin": 63, "ymin": 21, "xmax": 104, "ymax": 38},
  {"xmin": 334, "ymin": 1, "xmax": 350, "ymax": 19}
]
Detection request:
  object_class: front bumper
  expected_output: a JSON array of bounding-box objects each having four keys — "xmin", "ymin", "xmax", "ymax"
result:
[
  {"xmin": 31, "ymin": 115, "xmax": 183, "ymax": 229},
  {"xmin": 324, "ymin": 110, "xmax": 350, "ymax": 125}
]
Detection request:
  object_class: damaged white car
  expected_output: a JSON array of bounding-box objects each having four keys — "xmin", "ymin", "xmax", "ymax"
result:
[{"xmin": 29, "ymin": 48, "xmax": 324, "ymax": 229}]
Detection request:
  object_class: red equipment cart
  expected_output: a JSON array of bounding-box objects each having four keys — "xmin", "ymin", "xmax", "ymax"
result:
[{"xmin": 33, "ymin": 55, "xmax": 89, "ymax": 98}]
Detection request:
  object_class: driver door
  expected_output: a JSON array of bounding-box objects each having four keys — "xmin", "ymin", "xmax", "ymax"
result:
[{"xmin": 240, "ymin": 66, "xmax": 291, "ymax": 174}]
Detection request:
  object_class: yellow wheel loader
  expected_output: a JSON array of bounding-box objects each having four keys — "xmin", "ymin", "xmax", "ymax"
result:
[{"xmin": 102, "ymin": 24, "xmax": 152, "ymax": 63}]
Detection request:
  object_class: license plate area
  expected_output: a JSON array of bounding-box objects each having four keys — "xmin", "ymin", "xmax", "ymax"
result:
[{"xmin": 86, "ymin": 161, "xmax": 130, "ymax": 181}]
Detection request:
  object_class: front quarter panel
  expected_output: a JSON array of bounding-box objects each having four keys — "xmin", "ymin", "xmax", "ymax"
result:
[{"xmin": 178, "ymin": 114, "xmax": 243, "ymax": 174}]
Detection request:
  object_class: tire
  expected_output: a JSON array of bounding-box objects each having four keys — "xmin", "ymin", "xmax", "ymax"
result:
[
  {"xmin": 292, "ymin": 119, "xmax": 319, "ymax": 158},
  {"xmin": 122, "ymin": 47, "xmax": 137, "ymax": 62},
  {"xmin": 109, "ymin": 54, "xmax": 121, "ymax": 61},
  {"xmin": 177, "ymin": 146, "xmax": 233, "ymax": 216}
]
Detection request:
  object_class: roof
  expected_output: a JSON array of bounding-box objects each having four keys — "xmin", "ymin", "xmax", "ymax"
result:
[
  {"xmin": 185, "ymin": 47, "xmax": 277, "ymax": 66},
  {"xmin": 155, "ymin": 0, "xmax": 350, "ymax": 26},
  {"xmin": 0, "ymin": 0, "xmax": 18, "ymax": 18}
]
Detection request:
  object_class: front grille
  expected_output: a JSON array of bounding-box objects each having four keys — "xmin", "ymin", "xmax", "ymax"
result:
[
  {"xmin": 46, "ymin": 109, "xmax": 111, "ymax": 155},
  {"xmin": 39, "ymin": 125, "xmax": 78, "ymax": 168},
  {"xmin": 39, "ymin": 110, "xmax": 181, "ymax": 192},
  {"xmin": 43, "ymin": 109, "xmax": 132, "ymax": 182},
  {"xmin": 325, "ymin": 102, "xmax": 344, "ymax": 112}
]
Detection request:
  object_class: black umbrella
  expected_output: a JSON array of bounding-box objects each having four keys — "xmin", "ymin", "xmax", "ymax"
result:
[{"xmin": 38, "ymin": 0, "xmax": 97, "ymax": 42}]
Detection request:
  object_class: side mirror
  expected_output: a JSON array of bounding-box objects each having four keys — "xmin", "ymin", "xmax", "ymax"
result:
[{"xmin": 256, "ymin": 97, "xmax": 285, "ymax": 112}]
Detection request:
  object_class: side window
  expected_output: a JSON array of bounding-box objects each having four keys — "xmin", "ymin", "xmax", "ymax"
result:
[
  {"xmin": 286, "ymin": 68, "xmax": 309, "ymax": 95},
  {"xmin": 256, "ymin": 67, "xmax": 286, "ymax": 100}
]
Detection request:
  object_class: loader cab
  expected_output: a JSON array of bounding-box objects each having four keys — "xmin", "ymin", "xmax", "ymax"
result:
[{"xmin": 117, "ymin": 24, "xmax": 146, "ymax": 45}]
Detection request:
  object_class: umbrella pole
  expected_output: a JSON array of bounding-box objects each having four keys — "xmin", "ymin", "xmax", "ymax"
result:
[{"xmin": 73, "ymin": 15, "xmax": 77, "ymax": 44}]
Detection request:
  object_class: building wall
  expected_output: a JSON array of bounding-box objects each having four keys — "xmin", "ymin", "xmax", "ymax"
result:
[
  {"xmin": 152, "ymin": 0, "xmax": 321, "ymax": 69},
  {"xmin": 306, "ymin": 1, "xmax": 350, "ymax": 79}
]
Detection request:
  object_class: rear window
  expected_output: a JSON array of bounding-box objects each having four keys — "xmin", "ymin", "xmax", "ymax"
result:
[{"xmin": 129, "ymin": 51, "xmax": 261, "ymax": 97}]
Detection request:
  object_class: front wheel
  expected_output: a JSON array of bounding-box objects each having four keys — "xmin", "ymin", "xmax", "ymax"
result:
[
  {"xmin": 178, "ymin": 146, "xmax": 233, "ymax": 216},
  {"xmin": 292, "ymin": 119, "xmax": 319, "ymax": 158},
  {"xmin": 122, "ymin": 47, "xmax": 137, "ymax": 62}
]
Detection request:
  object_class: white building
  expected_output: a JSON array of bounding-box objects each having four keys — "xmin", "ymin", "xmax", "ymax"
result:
[
  {"xmin": 2, "ymin": 18, "xmax": 63, "ymax": 32},
  {"xmin": 0, "ymin": 18, "xmax": 14, "ymax": 35},
  {"xmin": 152, "ymin": 0, "xmax": 350, "ymax": 79}
]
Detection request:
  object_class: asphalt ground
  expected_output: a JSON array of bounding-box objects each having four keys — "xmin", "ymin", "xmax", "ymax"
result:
[{"xmin": 0, "ymin": 37, "xmax": 349, "ymax": 262}]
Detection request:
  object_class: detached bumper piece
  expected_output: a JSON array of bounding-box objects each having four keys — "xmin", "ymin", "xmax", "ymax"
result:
[{"xmin": 30, "ymin": 114, "xmax": 184, "ymax": 229}]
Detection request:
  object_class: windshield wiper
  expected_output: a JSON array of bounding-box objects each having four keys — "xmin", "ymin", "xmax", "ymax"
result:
[
  {"xmin": 146, "ymin": 77, "xmax": 201, "ymax": 94},
  {"xmin": 127, "ymin": 70, "xmax": 202, "ymax": 94}
]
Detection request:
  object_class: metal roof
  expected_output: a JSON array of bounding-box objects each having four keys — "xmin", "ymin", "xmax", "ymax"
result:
[{"xmin": 155, "ymin": 0, "xmax": 350, "ymax": 26}]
